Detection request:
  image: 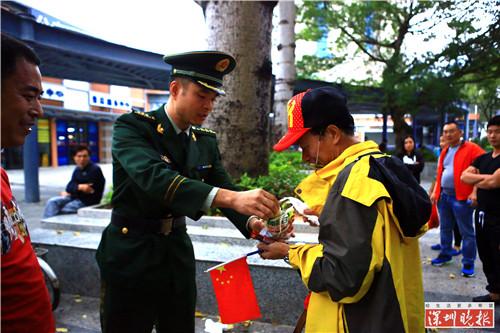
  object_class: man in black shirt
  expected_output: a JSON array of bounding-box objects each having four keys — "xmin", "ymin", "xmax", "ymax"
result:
[
  {"xmin": 461, "ymin": 115, "xmax": 500, "ymax": 304},
  {"xmin": 43, "ymin": 145, "xmax": 105, "ymax": 217}
]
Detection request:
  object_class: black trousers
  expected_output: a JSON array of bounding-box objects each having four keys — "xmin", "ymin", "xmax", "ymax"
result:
[
  {"xmin": 475, "ymin": 211, "xmax": 500, "ymax": 294},
  {"xmin": 99, "ymin": 229, "xmax": 197, "ymax": 333}
]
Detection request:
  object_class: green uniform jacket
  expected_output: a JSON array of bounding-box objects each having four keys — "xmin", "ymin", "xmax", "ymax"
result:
[{"xmin": 96, "ymin": 105, "xmax": 250, "ymax": 287}]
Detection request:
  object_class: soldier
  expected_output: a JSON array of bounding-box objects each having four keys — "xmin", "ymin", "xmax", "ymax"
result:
[{"xmin": 96, "ymin": 51, "xmax": 279, "ymax": 333}]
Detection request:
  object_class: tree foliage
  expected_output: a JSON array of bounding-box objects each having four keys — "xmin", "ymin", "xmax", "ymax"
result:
[{"xmin": 297, "ymin": 0, "xmax": 499, "ymax": 148}]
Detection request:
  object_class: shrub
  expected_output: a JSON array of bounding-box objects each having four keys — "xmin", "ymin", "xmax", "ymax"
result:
[
  {"xmin": 236, "ymin": 151, "xmax": 309, "ymax": 199},
  {"xmin": 471, "ymin": 137, "xmax": 492, "ymax": 151},
  {"xmin": 101, "ymin": 186, "xmax": 113, "ymax": 205},
  {"xmin": 420, "ymin": 147, "xmax": 438, "ymax": 162}
]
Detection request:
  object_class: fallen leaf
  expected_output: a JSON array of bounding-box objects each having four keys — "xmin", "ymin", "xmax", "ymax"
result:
[
  {"xmin": 56, "ymin": 328, "xmax": 68, "ymax": 333},
  {"xmin": 195, "ymin": 311, "xmax": 205, "ymax": 318},
  {"xmin": 449, "ymin": 273, "xmax": 456, "ymax": 279},
  {"xmin": 56, "ymin": 230, "xmax": 64, "ymax": 235},
  {"xmin": 73, "ymin": 231, "xmax": 81, "ymax": 236}
]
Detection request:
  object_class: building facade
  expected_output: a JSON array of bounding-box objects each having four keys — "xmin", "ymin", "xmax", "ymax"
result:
[{"xmin": 2, "ymin": 77, "xmax": 168, "ymax": 169}]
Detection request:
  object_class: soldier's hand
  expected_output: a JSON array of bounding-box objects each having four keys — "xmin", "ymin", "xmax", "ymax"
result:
[
  {"xmin": 213, "ymin": 188, "xmax": 279, "ymax": 220},
  {"xmin": 233, "ymin": 189, "xmax": 279, "ymax": 220}
]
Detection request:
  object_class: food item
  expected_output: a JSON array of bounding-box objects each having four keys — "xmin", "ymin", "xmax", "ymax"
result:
[{"xmin": 265, "ymin": 199, "xmax": 295, "ymax": 239}]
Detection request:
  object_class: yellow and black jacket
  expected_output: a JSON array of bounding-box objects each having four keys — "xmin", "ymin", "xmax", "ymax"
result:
[{"xmin": 289, "ymin": 141, "xmax": 430, "ymax": 333}]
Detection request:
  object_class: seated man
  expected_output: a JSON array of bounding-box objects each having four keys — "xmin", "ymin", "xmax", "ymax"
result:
[{"xmin": 43, "ymin": 145, "xmax": 105, "ymax": 217}]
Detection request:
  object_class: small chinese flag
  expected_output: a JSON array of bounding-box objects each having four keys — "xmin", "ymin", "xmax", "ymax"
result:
[{"xmin": 207, "ymin": 256, "xmax": 261, "ymax": 324}]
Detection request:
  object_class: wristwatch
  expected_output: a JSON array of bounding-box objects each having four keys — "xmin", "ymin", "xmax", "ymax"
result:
[{"xmin": 283, "ymin": 253, "xmax": 290, "ymax": 265}]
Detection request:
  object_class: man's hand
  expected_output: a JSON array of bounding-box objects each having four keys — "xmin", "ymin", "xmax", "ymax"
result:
[
  {"xmin": 476, "ymin": 168, "xmax": 500, "ymax": 189},
  {"xmin": 213, "ymin": 188, "xmax": 279, "ymax": 220},
  {"xmin": 467, "ymin": 187, "xmax": 478, "ymax": 207},
  {"xmin": 60, "ymin": 191, "xmax": 70, "ymax": 197},
  {"xmin": 301, "ymin": 208, "xmax": 320, "ymax": 227},
  {"xmin": 247, "ymin": 216, "xmax": 266, "ymax": 234},
  {"xmin": 77, "ymin": 183, "xmax": 94, "ymax": 194},
  {"xmin": 461, "ymin": 166, "xmax": 483, "ymax": 185},
  {"xmin": 257, "ymin": 241, "xmax": 290, "ymax": 260}
]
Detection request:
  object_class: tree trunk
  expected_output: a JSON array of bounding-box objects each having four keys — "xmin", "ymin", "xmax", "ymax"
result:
[
  {"xmin": 390, "ymin": 107, "xmax": 411, "ymax": 153},
  {"xmin": 204, "ymin": 1, "xmax": 277, "ymax": 179},
  {"xmin": 272, "ymin": 1, "xmax": 296, "ymax": 144}
]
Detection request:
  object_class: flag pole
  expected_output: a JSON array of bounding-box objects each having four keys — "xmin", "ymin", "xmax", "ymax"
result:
[{"xmin": 246, "ymin": 249, "xmax": 262, "ymax": 257}]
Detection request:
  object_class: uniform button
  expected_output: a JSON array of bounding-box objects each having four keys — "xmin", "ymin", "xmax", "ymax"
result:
[{"xmin": 121, "ymin": 227, "xmax": 128, "ymax": 234}]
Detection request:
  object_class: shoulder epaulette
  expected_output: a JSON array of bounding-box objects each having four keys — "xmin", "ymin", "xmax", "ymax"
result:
[
  {"xmin": 131, "ymin": 110, "xmax": 156, "ymax": 122},
  {"xmin": 192, "ymin": 126, "xmax": 217, "ymax": 137}
]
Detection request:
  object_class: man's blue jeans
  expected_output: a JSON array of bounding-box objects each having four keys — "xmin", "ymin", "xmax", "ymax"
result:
[
  {"xmin": 437, "ymin": 193, "xmax": 476, "ymax": 266},
  {"xmin": 43, "ymin": 196, "xmax": 85, "ymax": 218}
]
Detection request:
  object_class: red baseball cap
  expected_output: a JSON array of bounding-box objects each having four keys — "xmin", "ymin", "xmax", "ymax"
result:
[
  {"xmin": 273, "ymin": 86, "xmax": 353, "ymax": 152},
  {"xmin": 273, "ymin": 90, "xmax": 311, "ymax": 152}
]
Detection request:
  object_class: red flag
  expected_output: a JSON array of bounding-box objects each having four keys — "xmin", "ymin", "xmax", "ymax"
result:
[{"xmin": 207, "ymin": 256, "xmax": 261, "ymax": 324}]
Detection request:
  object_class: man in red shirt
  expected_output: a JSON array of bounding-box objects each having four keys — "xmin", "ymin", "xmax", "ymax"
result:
[
  {"xmin": 430, "ymin": 121, "xmax": 485, "ymax": 277},
  {"xmin": 1, "ymin": 33, "xmax": 55, "ymax": 332}
]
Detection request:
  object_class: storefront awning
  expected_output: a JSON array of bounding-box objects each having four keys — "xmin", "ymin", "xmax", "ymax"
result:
[
  {"xmin": 41, "ymin": 105, "xmax": 122, "ymax": 122},
  {"xmin": 1, "ymin": 2, "xmax": 171, "ymax": 90}
]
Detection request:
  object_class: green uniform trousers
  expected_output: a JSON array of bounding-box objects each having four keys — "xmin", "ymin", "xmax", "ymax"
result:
[{"xmin": 99, "ymin": 226, "xmax": 196, "ymax": 333}]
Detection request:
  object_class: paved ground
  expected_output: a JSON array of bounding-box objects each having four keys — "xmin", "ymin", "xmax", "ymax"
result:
[{"xmin": 6, "ymin": 165, "xmax": 500, "ymax": 332}]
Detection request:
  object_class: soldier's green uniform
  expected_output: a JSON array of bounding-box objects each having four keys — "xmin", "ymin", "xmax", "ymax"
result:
[{"xmin": 96, "ymin": 51, "xmax": 249, "ymax": 333}]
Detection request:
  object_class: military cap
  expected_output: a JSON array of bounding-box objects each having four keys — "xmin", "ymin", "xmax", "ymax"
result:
[{"xmin": 163, "ymin": 51, "xmax": 236, "ymax": 95}]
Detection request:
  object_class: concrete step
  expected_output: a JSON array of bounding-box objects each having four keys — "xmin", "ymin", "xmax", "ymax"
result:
[
  {"xmin": 31, "ymin": 227, "xmax": 309, "ymax": 326},
  {"xmin": 75, "ymin": 206, "xmax": 320, "ymax": 233},
  {"xmin": 41, "ymin": 214, "xmax": 319, "ymax": 245}
]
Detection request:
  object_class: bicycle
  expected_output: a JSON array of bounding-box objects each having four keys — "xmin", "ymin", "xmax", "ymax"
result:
[{"xmin": 34, "ymin": 246, "xmax": 61, "ymax": 311}]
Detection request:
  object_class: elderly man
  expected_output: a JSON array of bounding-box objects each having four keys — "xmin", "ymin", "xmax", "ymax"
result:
[
  {"xmin": 1, "ymin": 33, "xmax": 55, "ymax": 333},
  {"xmin": 258, "ymin": 87, "xmax": 431, "ymax": 333}
]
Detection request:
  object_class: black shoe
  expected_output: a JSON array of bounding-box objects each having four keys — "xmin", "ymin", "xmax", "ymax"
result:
[{"xmin": 472, "ymin": 294, "xmax": 500, "ymax": 304}]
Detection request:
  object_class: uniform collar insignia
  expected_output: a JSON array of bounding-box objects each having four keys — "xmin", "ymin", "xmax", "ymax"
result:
[{"xmin": 157, "ymin": 124, "xmax": 164, "ymax": 134}]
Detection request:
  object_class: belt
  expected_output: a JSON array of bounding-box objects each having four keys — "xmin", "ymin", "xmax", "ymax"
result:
[{"xmin": 111, "ymin": 213, "xmax": 186, "ymax": 235}]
